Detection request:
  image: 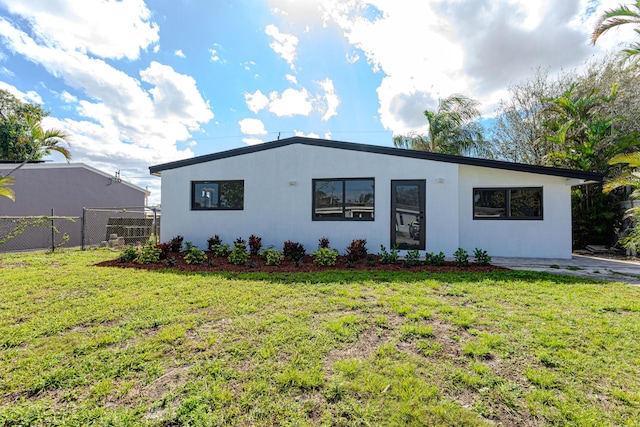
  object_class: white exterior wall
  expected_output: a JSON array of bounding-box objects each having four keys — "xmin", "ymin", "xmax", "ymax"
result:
[
  {"xmin": 458, "ymin": 165, "xmax": 573, "ymax": 258},
  {"xmin": 159, "ymin": 143, "xmax": 575, "ymax": 258},
  {"xmin": 160, "ymin": 143, "xmax": 460, "ymax": 254}
]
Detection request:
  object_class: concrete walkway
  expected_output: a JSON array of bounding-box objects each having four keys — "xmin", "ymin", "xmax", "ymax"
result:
[{"xmin": 491, "ymin": 254, "xmax": 640, "ymax": 285}]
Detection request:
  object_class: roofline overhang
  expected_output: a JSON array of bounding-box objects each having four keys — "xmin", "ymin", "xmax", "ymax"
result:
[{"xmin": 149, "ymin": 136, "xmax": 604, "ymax": 182}]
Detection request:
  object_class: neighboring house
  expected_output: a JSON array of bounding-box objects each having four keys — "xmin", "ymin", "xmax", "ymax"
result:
[
  {"xmin": 0, "ymin": 162, "xmax": 149, "ymax": 251},
  {"xmin": 149, "ymin": 137, "xmax": 603, "ymax": 259}
]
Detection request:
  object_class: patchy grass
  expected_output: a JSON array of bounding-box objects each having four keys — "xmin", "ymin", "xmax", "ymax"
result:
[{"xmin": 0, "ymin": 249, "xmax": 639, "ymax": 426}]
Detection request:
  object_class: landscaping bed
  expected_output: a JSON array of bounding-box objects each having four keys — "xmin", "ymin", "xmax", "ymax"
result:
[{"xmin": 97, "ymin": 252, "xmax": 508, "ymax": 273}]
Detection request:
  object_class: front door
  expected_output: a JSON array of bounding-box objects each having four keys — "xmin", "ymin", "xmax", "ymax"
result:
[{"xmin": 391, "ymin": 180, "xmax": 425, "ymax": 250}]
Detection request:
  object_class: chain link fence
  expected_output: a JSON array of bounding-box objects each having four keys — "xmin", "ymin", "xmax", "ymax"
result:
[
  {"xmin": 81, "ymin": 207, "xmax": 160, "ymax": 249},
  {"xmin": 0, "ymin": 207, "xmax": 160, "ymax": 253},
  {"xmin": 0, "ymin": 210, "xmax": 79, "ymax": 253}
]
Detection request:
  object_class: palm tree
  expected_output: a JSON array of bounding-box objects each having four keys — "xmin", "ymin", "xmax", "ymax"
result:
[
  {"xmin": 0, "ymin": 113, "xmax": 70, "ymax": 200},
  {"xmin": 592, "ymin": 1, "xmax": 640, "ymax": 60},
  {"xmin": 393, "ymin": 94, "xmax": 491, "ymax": 158},
  {"xmin": 604, "ymin": 152, "xmax": 640, "ymax": 249},
  {"xmin": 21, "ymin": 113, "xmax": 71, "ymax": 162}
]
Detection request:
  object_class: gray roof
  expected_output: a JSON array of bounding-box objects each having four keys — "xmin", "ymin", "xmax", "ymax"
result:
[{"xmin": 149, "ymin": 136, "xmax": 604, "ymax": 182}]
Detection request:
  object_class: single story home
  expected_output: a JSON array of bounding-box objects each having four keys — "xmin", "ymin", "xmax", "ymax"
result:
[{"xmin": 149, "ymin": 137, "xmax": 603, "ymax": 259}]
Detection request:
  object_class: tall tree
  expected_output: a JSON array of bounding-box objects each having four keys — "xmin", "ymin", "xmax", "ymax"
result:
[
  {"xmin": 393, "ymin": 94, "xmax": 492, "ymax": 158},
  {"xmin": 0, "ymin": 94, "xmax": 71, "ymax": 200},
  {"xmin": 492, "ymin": 56, "xmax": 640, "ymax": 166},
  {"xmin": 0, "ymin": 90, "xmax": 49, "ymax": 161},
  {"xmin": 542, "ymin": 81, "xmax": 640, "ymax": 248},
  {"xmin": 20, "ymin": 113, "xmax": 71, "ymax": 163},
  {"xmin": 592, "ymin": 0, "xmax": 640, "ymax": 60},
  {"xmin": 491, "ymin": 67, "xmax": 567, "ymax": 165},
  {"xmin": 542, "ymin": 83, "xmax": 638, "ymax": 173},
  {"xmin": 604, "ymin": 152, "xmax": 640, "ymax": 250}
]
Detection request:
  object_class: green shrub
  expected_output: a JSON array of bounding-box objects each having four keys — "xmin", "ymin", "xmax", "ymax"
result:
[
  {"xmin": 228, "ymin": 240, "xmax": 249, "ymax": 265},
  {"xmin": 154, "ymin": 243, "xmax": 170, "ymax": 260},
  {"xmin": 184, "ymin": 246, "xmax": 207, "ymax": 265},
  {"xmin": 473, "ymin": 248, "xmax": 491, "ymax": 266},
  {"xmin": 403, "ymin": 249, "xmax": 422, "ymax": 267},
  {"xmin": 118, "ymin": 245, "xmax": 138, "ymax": 262},
  {"xmin": 206, "ymin": 235, "xmax": 222, "ymax": 251},
  {"xmin": 312, "ymin": 247, "xmax": 339, "ymax": 266},
  {"xmin": 211, "ymin": 243, "xmax": 230, "ymax": 257},
  {"xmin": 136, "ymin": 242, "xmax": 161, "ymax": 264},
  {"xmin": 260, "ymin": 247, "xmax": 284, "ymax": 266},
  {"xmin": 169, "ymin": 235, "xmax": 183, "ymax": 252},
  {"xmin": 378, "ymin": 245, "xmax": 399, "ymax": 265},
  {"xmin": 453, "ymin": 248, "xmax": 469, "ymax": 266},
  {"xmin": 424, "ymin": 251, "xmax": 446, "ymax": 266}
]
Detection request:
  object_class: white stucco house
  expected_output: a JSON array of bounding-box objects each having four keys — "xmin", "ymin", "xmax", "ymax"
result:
[{"xmin": 149, "ymin": 137, "xmax": 603, "ymax": 259}]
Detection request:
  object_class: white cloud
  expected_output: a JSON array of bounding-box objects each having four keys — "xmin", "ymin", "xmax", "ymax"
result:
[
  {"xmin": 238, "ymin": 118, "xmax": 268, "ymax": 135},
  {"xmin": 140, "ymin": 61, "xmax": 214, "ymax": 131},
  {"xmin": 175, "ymin": 49, "xmax": 185, "ymax": 58},
  {"xmin": 285, "ymin": 74, "xmax": 298, "ymax": 85},
  {"xmin": 60, "ymin": 91, "xmax": 77, "ymax": 103},
  {"xmin": 0, "ymin": 66, "xmax": 14, "ymax": 77},
  {"xmin": 0, "ymin": 0, "xmax": 158, "ymax": 60},
  {"xmin": 268, "ymin": 88, "xmax": 313, "ymax": 117},
  {"xmin": 294, "ymin": 131, "xmax": 320, "ymax": 138},
  {"xmin": 245, "ymin": 90, "xmax": 269, "ymax": 113},
  {"xmin": 265, "ymin": 24, "xmax": 299, "ymax": 69},
  {"xmin": 316, "ymin": 78, "xmax": 340, "ymax": 121},
  {"xmin": 209, "ymin": 48, "xmax": 220, "ymax": 62},
  {"xmin": 346, "ymin": 52, "xmax": 360, "ymax": 64},
  {"xmin": 0, "ymin": 18, "xmax": 213, "ymax": 204},
  {"xmin": 0, "ymin": 80, "xmax": 42, "ymax": 104},
  {"xmin": 245, "ymin": 80, "xmax": 337, "ymax": 120},
  {"xmin": 324, "ymin": 130, "xmax": 332, "ymax": 140},
  {"xmin": 243, "ymin": 137, "xmax": 264, "ymax": 146},
  {"xmin": 269, "ymin": 0, "xmax": 628, "ymax": 135}
]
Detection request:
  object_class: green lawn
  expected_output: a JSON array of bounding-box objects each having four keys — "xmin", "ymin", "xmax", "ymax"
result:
[{"xmin": 0, "ymin": 249, "xmax": 639, "ymax": 426}]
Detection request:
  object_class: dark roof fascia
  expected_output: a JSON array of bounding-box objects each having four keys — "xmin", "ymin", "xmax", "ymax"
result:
[
  {"xmin": 149, "ymin": 136, "xmax": 604, "ymax": 182},
  {"xmin": 0, "ymin": 160, "xmax": 45, "ymax": 164}
]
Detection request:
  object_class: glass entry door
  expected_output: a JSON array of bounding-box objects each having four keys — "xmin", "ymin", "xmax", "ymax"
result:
[{"xmin": 391, "ymin": 180, "xmax": 425, "ymax": 250}]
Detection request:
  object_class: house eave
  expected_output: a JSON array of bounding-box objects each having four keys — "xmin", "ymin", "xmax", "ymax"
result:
[{"xmin": 148, "ymin": 136, "xmax": 605, "ymax": 182}]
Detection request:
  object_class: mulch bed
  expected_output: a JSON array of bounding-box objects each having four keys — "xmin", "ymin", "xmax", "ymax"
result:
[{"xmin": 96, "ymin": 252, "xmax": 509, "ymax": 274}]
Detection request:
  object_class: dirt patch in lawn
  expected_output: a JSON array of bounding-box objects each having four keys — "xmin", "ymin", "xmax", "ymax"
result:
[{"xmin": 96, "ymin": 253, "xmax": 509, "ymax": 274}]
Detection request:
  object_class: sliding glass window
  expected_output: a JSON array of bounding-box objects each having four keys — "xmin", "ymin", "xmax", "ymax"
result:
[
  {"xmin": 313, "ymin": 178, "xmax": 374, "ymax": 220},
  {"xmin": 473, "ymin": 187, "xmax": 542, "ymax": 220}
]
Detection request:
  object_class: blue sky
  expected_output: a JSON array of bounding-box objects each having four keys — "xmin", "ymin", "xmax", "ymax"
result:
[{"xmin": 0, "ymin": 0, "xmax": 631, "ymax": 204}]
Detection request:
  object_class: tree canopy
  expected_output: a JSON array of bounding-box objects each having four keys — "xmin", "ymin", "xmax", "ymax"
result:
[
  {"xmin": 393, "ymin": 94, "xmax": 492, "ymax": 158},
  {"xmin": 0, "ymin": 90, "xmax": 52, "ymax": 161},
  {"xmin": 0, "ymin": 90, "xmax": 71, "ymax": 201}
]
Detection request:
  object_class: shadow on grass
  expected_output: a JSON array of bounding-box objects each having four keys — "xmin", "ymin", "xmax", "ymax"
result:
[{"xmin": 147, "ymin": 268, "xmax": 602, "ymax": 285}]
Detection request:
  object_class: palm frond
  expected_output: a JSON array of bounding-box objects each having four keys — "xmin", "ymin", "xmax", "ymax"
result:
[
  {"xmin": 609, "ymin": 152, "xmax": 640, "ymax": 167},
  {"xmin": 0, "ymin": 176, "xmax": 15, "ymax": 201},
  {"xmin": 592, "ymin": 2, "xmax": 640, "ymax": 44}
]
